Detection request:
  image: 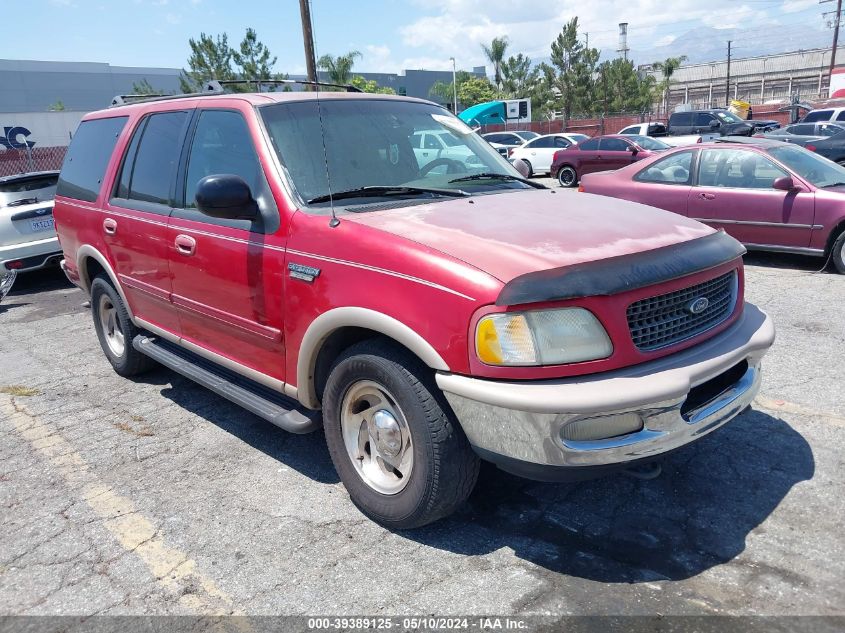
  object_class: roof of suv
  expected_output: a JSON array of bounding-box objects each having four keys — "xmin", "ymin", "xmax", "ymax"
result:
[{"xmin": 89, "ymin": 90, "xmax": 435, "ymax": 119}]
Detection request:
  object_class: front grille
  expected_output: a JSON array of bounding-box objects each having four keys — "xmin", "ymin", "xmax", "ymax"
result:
[{"xmin": 627, "ymin": 271, "xmax": 737, "ymax": 351}]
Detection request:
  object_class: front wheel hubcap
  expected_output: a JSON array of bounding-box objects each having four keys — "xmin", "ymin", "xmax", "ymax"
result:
[
  {"xmin": 98, "ymin": 294, "xmax": 125, "ymax": 357},
  {"xmin": 560, "ymin": 168, "xmax": 575, "ymax": 186},
  {"xmin": 340, "ymin": 380, "xmax": 413, "ymax": 495}
]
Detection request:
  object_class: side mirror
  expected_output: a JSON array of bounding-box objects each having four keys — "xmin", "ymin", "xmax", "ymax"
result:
[
  {"xmin": 627, "ymin": 145, "xmax": 638, "ymax": 154},
  {"xmin": 512, "ymin": 159, "xmax": 531, "ymax": 179},
  {"xmin": 772, "ymin": 176, "xmax": 798, "ymax": 192},
  {"xmin": 195, "ymin": 174, "xmax": 259, "ymax": 220}
]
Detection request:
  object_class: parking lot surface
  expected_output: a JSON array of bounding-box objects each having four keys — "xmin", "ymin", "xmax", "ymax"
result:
[{"xmin": 1, "ymin": 193, "xmax": 843, "ymax": 619}]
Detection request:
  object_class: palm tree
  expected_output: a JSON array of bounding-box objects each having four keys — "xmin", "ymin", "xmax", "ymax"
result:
[
  {"xmin": 652, "ymin": 55, "xmax": 688, "ymax": 114},
  {"xmin": 317, "ymin": 51, "xmax": 362, "ymax": 85},
  {"xmin": 481, "ymin": 37, "xmax": 509, "ymax": 90}
]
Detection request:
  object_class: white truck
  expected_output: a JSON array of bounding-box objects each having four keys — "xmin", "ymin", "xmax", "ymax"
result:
[{"xmin": 618, "ymin": 122, "xmax": 716, "ymax": 147}]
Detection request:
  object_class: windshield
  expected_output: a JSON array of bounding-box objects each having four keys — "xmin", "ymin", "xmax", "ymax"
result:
[
  {"xmin": 716, "ymin": 111, "xmax": 743, "ymax": 124},
  {"xmin": 767, "ymin": 144, "xmax": 845, "ymax": 187},
  {"xmin": 629, "ymin": 135, "xmax": 670, "ymax": 150},
  {"xmin": 568, "ymin": 134, "xmax": 590, "ymax": 143},
  {"xmin": 260, "ymin": 99, "xmax": 527, "ymax": 209}
]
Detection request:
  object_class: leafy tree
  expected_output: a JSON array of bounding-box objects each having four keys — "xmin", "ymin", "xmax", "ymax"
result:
[
  {"xmin": 350, "ymin": 75, "xmax": 396, "ymax": 94},
  {"xmin": 47, "ymin": 100, "xmax": 66, "ymax": 112},
  {"xmin": 500, "ymin": 53, "xmax": 536, "ymax": 98},
  {"xmin": 180, "ymin": 32, "xmax": 235, "ymax": 93},
  {"xmin": 457, "ymin": 76, "xmax": 496, "ymax": 107},
  {"xmin": 233, "ymin": 28, "xmax": 282, "ymax": 88},
  {"xmin": 131, "ymin": 79, "xmax": 162, "ymax": 96},
  {"xmin": 596, "ymin": 58, "xmax": 655, "ymax": 113},
  {"xmin": 429, "ymin": 70, "xmax": 473, "ymax": 105},
  {"xmin": 549, "ymin": 18, "xmax": 599, "ymax": 121},
  {"xmin": 652, "ymin": 55, "xmax": 688, "ymax": 114},
  {"xmin": 482, "ymin": 36, "xmax": 509, "ymax": 90},
  {"xmin": 317, "ymin": 51, "xmax": 362, "ymax": 86}
]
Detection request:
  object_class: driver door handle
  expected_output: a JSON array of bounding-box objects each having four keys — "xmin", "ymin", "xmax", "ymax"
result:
[
  {"xmin": 103, "ymin": 218, "xmax": 117, "ymax": 235},
  {"xmin": 699, "ymin": 193, "xmax": 716, "ymax": 200},
  {"xmin": 175, "ymin": 234, "xmax": 196, "ymax": 256}
]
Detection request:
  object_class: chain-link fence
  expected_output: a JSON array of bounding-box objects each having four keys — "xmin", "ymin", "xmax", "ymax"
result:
[{"xmin": 0, "ymin": 146, "xmax": 67, "ymax": 178}]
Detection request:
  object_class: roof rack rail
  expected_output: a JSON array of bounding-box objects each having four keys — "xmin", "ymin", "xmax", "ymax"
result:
[
  {"xmin": 204, "ymin": 78, "xmax": 363, "ymax": 93},
  {"xmin": 109, "ymin": 76, "xmax": 363, "ymax": 107},
  {"xmin": 110, "ymin": 82, "xmax": 225, "ymax": 107}
]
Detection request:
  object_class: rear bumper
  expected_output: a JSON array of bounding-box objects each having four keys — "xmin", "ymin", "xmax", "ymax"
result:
[
  {"xmin": 436, "ymin": 302, "xmax": 774, "ymax": 480},
  {"xmin": 0, "ymin": 236, "xmax": 62, "ymax": 272}
]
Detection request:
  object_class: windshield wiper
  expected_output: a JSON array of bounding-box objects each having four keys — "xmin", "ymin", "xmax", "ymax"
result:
[
  {"xmin": 7, "ymin": 197, "xmax": 38, "ymax": 207},
  {"xmin": 448, "ymin": 173, "xmax": 546, "ymax": 189},
  {"xmin": 307, "ymin": 185, "xmax": 470, "ymax": 204},
  {"xmin": 822, "ymin": 182, "xmax": 845, "ymax": 188}
]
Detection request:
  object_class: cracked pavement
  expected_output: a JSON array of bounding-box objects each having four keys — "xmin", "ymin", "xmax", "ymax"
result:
[{"xmin": 0, "ymin": 237, "xmax": 843, "ymax": 618}]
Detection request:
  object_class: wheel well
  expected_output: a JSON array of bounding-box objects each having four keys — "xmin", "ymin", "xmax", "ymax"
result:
[
  {"xmin": 312, "ymin": 327, "xmax": 427, "ymax": 404},
  {"xmin": 82, "ymin": 257, "xmax": 107, "ymax": 293},
  {"xmin": 824, "ymin": 219, "xmax": 845, "ymax": 255}
]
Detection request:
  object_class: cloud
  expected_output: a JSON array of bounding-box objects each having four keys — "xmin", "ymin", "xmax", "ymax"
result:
[
  {"xmin": 49, "ymin": 0, "xmax": 77, "ymax": 6},
  {"xmin": 398, "ymin": 0, "xmax": 799, "ymax": 69},
  {"xmin": 165, "ymin": 12, "xmax": 181, "ymax": 24}
]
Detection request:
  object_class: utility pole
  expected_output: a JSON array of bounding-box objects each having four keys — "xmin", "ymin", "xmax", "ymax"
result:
[
  {"xmin": 585, "ymin": 32, "xmax": 589, "ymax": 49},
  {"xmin": 449, "ymin": 57, "xmax": 458, "ymax": 114},
  {"xmin": 829, "ymin": 0, "xmax": 843, "ymax": 93},
  {"xmin": 725, "ymin": 40, "xmax": 732, "ymax": 106},
  {"xmin": 299, "ymin": 0, "xmax": 317, "ymax": 85}
]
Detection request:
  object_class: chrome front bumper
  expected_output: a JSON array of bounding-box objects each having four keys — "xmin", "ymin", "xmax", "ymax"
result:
[{"xmin": 436, "ymin": 302, "xmax": 774, "ymax": 476}]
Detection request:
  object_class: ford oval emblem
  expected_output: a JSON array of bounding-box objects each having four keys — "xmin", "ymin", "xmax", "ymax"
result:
[{"xmin": 688, "ymin": 297, "xmax": 710, "ymax": 314}]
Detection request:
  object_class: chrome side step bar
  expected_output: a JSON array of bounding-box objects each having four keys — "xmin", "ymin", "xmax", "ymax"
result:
[{"xmin": 133, "ymin": 335, "xmax": 321, "ymax": 434}]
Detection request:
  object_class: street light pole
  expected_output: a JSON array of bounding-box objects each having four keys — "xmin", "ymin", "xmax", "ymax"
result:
[{"xmin": 450, "ymin": 57, "xmax": 458, "ymax": 114}]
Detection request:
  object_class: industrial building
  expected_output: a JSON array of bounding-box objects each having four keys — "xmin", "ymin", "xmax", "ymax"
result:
[{"xmin": 641, "ymin": 45, "xmax": 845, "ymax": 112}]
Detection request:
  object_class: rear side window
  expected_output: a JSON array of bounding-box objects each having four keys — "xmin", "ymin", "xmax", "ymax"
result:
[
  {"xmin": 57, "ymin": 117, "xmax": 128, "ymax": 202},
  {"xmin": 117, "ymin": 111, "xmax": 189, "ymax": 206},
  {"xmin": 635, "ymin": 151, "xmax": 694, "ymax": 184},
  {"xmin": 578, "ymin": 138, "xmax": 600, "ymax": 150},
  {"xmin": 671, "ymin": 112, "xmax": 693, "ymax": 126},
  {"xmin": 599, "ymin": 137, "xmax": 629, "ymax": 151},
  {"xmin": 836, "ymin": 111, "xmax": 845, "ymax": 122},
  {"xmin": 803, "ymin": 110, "xmax": 832, "ymax": 123},
  {"xmin": 620, "ymin": 125, "xmax": 639, "ymax": 134}
]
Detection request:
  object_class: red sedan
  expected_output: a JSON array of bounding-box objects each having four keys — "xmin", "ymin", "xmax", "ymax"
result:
[
  {"xmin": 579, "ymin": 138, "xmax": 845, "ymax": 273},
  {"xmin": 551, "ymin": 134, "xmax": 670, "ymax": 187}
]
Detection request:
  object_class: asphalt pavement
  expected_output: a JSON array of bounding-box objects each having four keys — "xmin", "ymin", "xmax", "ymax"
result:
[{"xmin": 1, "ymin": 191, "xmax": 843, "ymax": 623}]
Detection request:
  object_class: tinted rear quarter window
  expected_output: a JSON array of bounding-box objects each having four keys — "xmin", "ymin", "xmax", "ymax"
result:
[
  {"xmin": 803, "ymin": 110, "xmax": 832, "ymax": 122},
  {"xmin": 670, "ymin": 112, "xmax": 693, "ymax": 126},
  {"xmin": 599, "ymin": 137, "xmax": 629, "ymax": 151},
  {"xmin": 57, "ymin": 117, "xmax": 128, "ymax": 202}
]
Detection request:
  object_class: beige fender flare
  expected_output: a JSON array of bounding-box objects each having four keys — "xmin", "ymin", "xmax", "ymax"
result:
[
  {"xmin": 76, "ymin": 244, "xmax": 134, "ymax": 321},
  {"xmin": 296, "ymin": 307, "xmax": 450, "ymax": 409}
]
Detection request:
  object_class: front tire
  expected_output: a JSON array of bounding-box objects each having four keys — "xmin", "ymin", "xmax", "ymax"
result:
[
  {"xmin": 322, "ymin": 339, "xmax": 480, "ymax": 529},
  {"xmin": 90, "ymin": 275, "xmax": 156, "ymax": 376},
  {"xmin": 831, "ymin": 230, "xmax": 845, "ymax": 274},
  {"xmin": 558, "ymin": 165, "xmax": 578, "ymax": 187},
  {"xmin": 521, "ymin": 159, "xmax": 533, "ymax": 178}
]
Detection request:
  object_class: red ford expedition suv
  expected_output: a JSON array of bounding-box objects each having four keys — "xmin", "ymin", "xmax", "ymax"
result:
[{"xmin": 54, "ymin": 86, "xmax": 775, "ymax": 528}]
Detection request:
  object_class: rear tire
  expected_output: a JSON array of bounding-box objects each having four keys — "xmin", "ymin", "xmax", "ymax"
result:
[
  {"xmin": 831, "ymin": 230, "xmax": 845, "ymax": 274},
  {"xmin": 558, "ymin": 165, "xmax": 578, "ymax": 187},
  {"xmin": 90, "ymin": 275, "xmax": 156, "ymax": 376},
  {"xmin": 322, "ymin": 339, "xmax": 480, "ymax": 529}
]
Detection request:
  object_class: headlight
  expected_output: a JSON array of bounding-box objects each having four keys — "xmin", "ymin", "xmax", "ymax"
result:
[{"xmin": 475, "ymin": 308, "xmax": 612, "ymax": 366}]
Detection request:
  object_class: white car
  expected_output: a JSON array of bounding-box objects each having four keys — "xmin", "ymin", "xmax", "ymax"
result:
[
  {"xmin": 618, "ymin": 122, "xmax": 709, "ymax": 147},
  {"xmin": 508, "ymin": 133, "xmax": 590, "ymax": 176},
  {"xmin": 800, "ymin": 107, "xmax": 845, "ymax": 123},
  {"xmin": 481, "ymin": 131, "xmax": 540, "ymax": 157},
  {"xmin": 0, "ymin": 171, "xmax": 61, "ymax": 273},
  {"xmin": 409, "ymin": 130, "xmax": 483, "ymax": 172}
]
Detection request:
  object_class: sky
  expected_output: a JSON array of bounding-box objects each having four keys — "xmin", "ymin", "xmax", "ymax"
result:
[{"xmin": 0, "ymin": 0, "xmax": 837, "ymax": 74}]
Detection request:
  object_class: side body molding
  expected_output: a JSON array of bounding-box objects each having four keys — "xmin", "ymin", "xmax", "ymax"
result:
[
  {"xmin": 75, "ymin": 244, "xmax": 134, "ymax": 320},
  {"xmin": 297, "ymin": 307, "xmax": 450, "ymax": 409}
]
